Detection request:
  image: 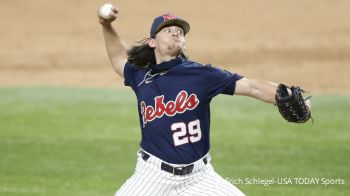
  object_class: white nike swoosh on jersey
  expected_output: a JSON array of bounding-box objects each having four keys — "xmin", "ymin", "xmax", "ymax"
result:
[{"xmin": 159, "ymin": 71, "xmax": 169, "ymax": 75}]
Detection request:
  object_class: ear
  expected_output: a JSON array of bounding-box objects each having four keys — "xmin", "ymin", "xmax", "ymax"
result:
[{"xmin": 147, "ymin": 38, "xmax": 156, "ymax": 48}]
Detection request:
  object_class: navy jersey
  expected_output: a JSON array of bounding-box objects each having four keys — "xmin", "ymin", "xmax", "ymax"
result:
[{"xmin": 124, "ymin": 57, "xmax": 243, "ymax": 164}]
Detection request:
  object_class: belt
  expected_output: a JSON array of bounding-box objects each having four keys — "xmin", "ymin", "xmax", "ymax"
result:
[{"xmin": 140, "ymin": 150, "xmax": 208, "ymax": 176}]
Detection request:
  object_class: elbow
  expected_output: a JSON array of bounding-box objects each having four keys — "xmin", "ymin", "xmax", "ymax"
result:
[
  {"xmin": 249, "ymin": 83, "xmax": 260, "ymax": 98},
  {"xmin": 249, "ymin": 81, "xmax": 275, "ymax": 103},
  {"xmin": 251, "ymin": 88, "xmax": 263, "ymax": 101}
]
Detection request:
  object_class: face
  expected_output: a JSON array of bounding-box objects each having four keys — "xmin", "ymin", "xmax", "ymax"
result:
[{"xmin": 148, "ymin": 26, "xmax": 186, "ymax": 57}]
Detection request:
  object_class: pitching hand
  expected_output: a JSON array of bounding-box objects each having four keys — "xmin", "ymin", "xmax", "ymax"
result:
[{"xmin": 98, "ymin": 4, "xmax": 119, "ymax": 25}]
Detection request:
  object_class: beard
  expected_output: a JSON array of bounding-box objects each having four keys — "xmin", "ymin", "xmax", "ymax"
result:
[{"xmin": 167, "ymin": 42, "xmax": 185, "ymax": 56}]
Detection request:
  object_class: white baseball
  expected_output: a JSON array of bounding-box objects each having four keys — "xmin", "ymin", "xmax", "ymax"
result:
[{"xmin": 99, "ymin": 3, "xmax": 114, "ymax": 19}]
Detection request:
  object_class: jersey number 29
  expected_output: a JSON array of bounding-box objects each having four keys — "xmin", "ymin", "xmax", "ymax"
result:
[{"xmin": 171, "ymin": 119, "xmax": 202, "ymax": 146}]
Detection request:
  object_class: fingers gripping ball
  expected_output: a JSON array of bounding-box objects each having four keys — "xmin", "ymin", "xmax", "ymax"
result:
[
  {"xmin": 275, "ymin": 84, "xmax": 312, "ymax": 123},
  {"xmin": 99, "ymin": 3, "xmax": 114, "ymax": 19}
]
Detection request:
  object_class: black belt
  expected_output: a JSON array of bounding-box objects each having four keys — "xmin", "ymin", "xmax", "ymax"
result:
[{"xmin": 140, "ymin": 150, "xmax": 208, "ymax": 176}]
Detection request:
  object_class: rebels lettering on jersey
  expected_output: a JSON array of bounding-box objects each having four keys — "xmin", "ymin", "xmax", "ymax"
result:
[
  {"xmin": 124, "ymin": 57, "xmax": 243, "ymax": 164},
  {"xmin": 140, "ymin": 91, "xmax": 199, "ymax": 125}
]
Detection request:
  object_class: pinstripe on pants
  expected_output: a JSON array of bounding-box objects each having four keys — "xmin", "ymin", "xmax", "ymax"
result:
[{"xmin": 115, "ymin": 150, "xmax": 245, "ymax": 196}]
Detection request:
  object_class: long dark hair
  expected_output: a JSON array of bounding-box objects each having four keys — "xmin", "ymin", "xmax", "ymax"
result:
[
  {"xmin": 127, "ymin": 38, "xmax": 187, "ymax": 68},
  {"xmin": 127, "ymin": 39, "xmax": 155, "ymax": 68}
]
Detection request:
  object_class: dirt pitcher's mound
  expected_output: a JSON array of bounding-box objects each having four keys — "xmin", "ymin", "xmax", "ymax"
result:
[{"xmin": 1, "ymin": 0, "xmax": 349, "ymax": 94}]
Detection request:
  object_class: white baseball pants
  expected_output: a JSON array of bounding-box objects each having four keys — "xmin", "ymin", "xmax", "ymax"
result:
[{"xmin": 115, "ymin": 149, "xmax": 245, "ymax": 196}]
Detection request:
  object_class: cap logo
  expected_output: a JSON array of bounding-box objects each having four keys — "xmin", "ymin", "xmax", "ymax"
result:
[{"xmin": 162, "ymin": 14, "xmax": 177, "ymax": 21}]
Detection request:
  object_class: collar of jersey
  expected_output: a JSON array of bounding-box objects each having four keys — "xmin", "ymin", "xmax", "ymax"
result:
[{"xmin": 149, "ymin": 57, "xmax": 183, "ymax": 74}]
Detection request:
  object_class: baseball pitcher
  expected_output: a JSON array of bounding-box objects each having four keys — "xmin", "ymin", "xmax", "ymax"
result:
[{"xmin": 98, "ymin": 3, "xmax": 312, "ymax": 196}]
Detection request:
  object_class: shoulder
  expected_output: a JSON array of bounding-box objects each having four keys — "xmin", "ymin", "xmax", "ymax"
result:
[
  {"xmin": 178, "ymin": 59, "xmax": 213, "ymax": 70},
  {"xmin": 176, "ymin": 60, "xmax": 225, "ymax": 75},
  {"xmin": 124, "ymin": 62, "xmax": 147, "ymax": 74},
  {"xmin": 176, "ymin": 59, "xmax": 243, "ymax": 79},
  {"xmin": 124, "ymin": 61, "xmax": 149, "ymax": 87},
  {"xmin": 179, "ymin": 60, "xmax": 225, "ymax": 74}
]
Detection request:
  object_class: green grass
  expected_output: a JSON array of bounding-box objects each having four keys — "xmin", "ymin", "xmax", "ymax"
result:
[{"xmin": 0, "ymin": 87, "xmax": 349, "ymax": 196}]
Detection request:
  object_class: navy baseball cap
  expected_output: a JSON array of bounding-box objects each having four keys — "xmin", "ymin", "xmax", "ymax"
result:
[{"xmin": 150, "ymin": 14, "xmax": 190, "ymax": 38}]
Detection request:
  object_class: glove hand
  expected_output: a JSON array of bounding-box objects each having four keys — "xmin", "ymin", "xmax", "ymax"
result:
[{"xmin": 275, "ymin": 84, "xmax": 312, "ymax": 123}]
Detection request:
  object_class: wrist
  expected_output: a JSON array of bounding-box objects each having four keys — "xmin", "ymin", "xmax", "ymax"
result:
[{"xmin": 99, "ymin": 20, "xmax": 113, "ymax": 27}]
